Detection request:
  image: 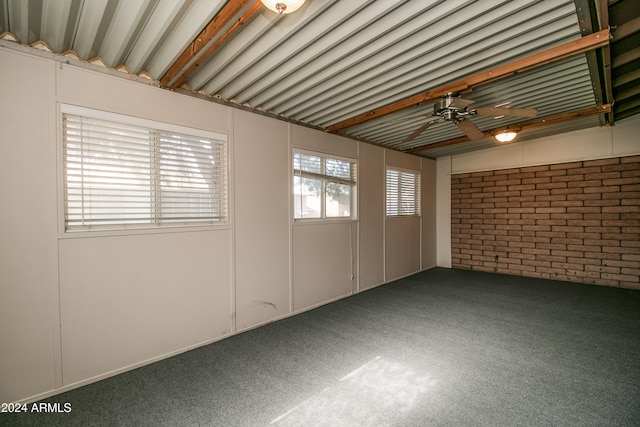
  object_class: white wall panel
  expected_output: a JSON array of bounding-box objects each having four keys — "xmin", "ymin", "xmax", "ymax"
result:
[
  {"xmin": 0, "ymin": 45, "xmax": 445, "ymax": 404},
  {"xmin": 58, "ymin": 231, "xmax": 232, "ymax": 386},
  {"xmin": 436, "ymin": 157, "xmax": 452, "ymax": 268},
  {"xmin": 521, "ymin": 127, "xmax": 612, "ymax": 166},
  {"xmin": 384, "ymin": 149, "xmax": 422, "ymax": 281},
  {"xmin": 385, "ymin": 148, "xmax": 422, "ymax": 171},
  {"xmin": 0, "ymin": 50, "xmax": 59, "ymax": 403},
  {"xmin": 358, "ymin": 142, "xmax": 385, "ymax": 291},
  {"xmin": 290, "ymin": 125, "xmax": 359, "ymax": 309},
  {"xmin": 233, "ymin": 110, "xmax": 291, "ymax": 330},
  {"xmin": 421, "ymin": 158, "xmax": 437, "ymax": 269},
  {"xmin": 52, "ymin": 57, "xmax": 236, "ymax": 389},
  {"xmin": 56, "ymin": 65, "xmax": 230, "ymax": 135},
  {"xmin": 385, "ymin": 217, "xmax": 421, "ymax": 281},
  {"xmin": 612, "ymin": 115, "xmax": 640, "ymax": 157},
  {"xmin": 451, "ymin": 116, "xmax": 640, "ymax": 174},
  {"xmin": 292, "ymin": 222, "xmax": 355, "ymax": 311},
  {"xmin": 291, "ymin": 124, "xmax": 358, "ymax": 158}
]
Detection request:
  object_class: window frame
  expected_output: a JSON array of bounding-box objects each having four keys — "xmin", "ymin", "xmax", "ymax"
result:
[
  {"xmin": 385, "ymin": 167, "xmax": 421, "ymax": 217},
  {"xmin": 292, "ymin": 149, "xmax": 358, "ymax": 221},
  {"xmin": 59, "ymin": 104, "xmax": 229, "ymax": 234}
]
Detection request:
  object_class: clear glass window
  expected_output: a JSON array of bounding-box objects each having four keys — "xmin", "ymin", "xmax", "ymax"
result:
[{"xmin": 293, "ymin": 151, "xmax": 356, "ymax": 220}]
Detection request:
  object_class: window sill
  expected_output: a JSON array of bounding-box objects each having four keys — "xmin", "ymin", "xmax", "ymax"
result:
[
  {"xmin": 58, "ymin": 223, "xmax": 231, "ymax": 239},
  {"xmin": 293, "ymin": 218, "xmax": 357, "ymax": 226}
]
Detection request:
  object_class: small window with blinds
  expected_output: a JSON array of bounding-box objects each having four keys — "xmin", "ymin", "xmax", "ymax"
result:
[
  {"xmin": 62, "ymin": 105, "xmax": 227, "ymax": 231},
  {"xmin": 293, "ymin": 151, "xmax": 356, "ymax": 219},
  {"xmin": 386, "ymin": 168, "xmax": 420, "ymax": 216}
]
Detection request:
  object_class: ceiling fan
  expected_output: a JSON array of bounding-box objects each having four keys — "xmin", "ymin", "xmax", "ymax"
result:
[{"xmin": 403, "ymin": 92, "xmax": 538, "ymax": 143}]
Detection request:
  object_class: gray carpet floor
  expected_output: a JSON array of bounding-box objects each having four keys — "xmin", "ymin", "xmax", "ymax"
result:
[{"xmin": 3, "ymin": 268, "xmax": 640, "ymax": 426}]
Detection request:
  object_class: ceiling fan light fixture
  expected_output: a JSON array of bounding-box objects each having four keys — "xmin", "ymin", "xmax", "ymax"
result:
[
  {"xmin": 494, "ymin": 130, "xmax": 518, "ymax": 143},
  {"xmin": 260, "ymin": 0, "xmax": 306, "ymax": 14}
]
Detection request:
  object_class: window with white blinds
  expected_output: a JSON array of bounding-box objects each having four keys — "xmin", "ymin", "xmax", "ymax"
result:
[
  {"xmin": 386, "ymin": 168, "xmax": 420, "ymax": 216},
  {"xmin": 293, "ymin": 151, "xmax": 357, "ymax": 219},
  {"xmin": 62, "ymin": 106, "xmax": 227, "ymax": 231}
]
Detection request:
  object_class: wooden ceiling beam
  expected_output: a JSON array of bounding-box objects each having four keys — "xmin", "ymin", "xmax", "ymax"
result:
[
  {"xmin": 160, "ymin": 0, "xmax": 259, "ymax": 89},
  {"xmin": 327, "ymin": 29, "xmax": 610, "ymax": 133},
  {"xmin": 463, "ymin": 30, "xmax": 610, "ymax": 86},
  {"xmin": 326, "ymin": 82, "xmax": 471, "ymax": 133},
  {"xmin": 405, "ymin": 104, "xmax": 612, "ymax": 153}
]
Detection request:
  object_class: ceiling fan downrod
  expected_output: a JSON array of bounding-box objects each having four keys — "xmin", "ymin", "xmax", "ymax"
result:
[{"xmin": 436, "ymin": 92, "xmax": 460, "ymax": 113}]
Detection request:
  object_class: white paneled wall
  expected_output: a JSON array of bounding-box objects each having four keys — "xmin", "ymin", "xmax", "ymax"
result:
[
  {"xmin": 385, "ymin": 218, "xmax": 422, "ymax": 281},
  {"xmin": 233, "ymin": 110, "xmax": 291, "ymax": 330},
  {"xmin": 358, "ymin": 143, "xmax": 385, "ymax": 291},
  {"xmin": 55, "ymin": 65, "xmax": 230, "ymax": 134},
  {"xmin": 0, "ymin": 46, "xmax": 436, "ymax": 403},
  {"xmin": 436, "ymin": 157, "xmax": 452, "ymax": 268},
  {"xmin": 447, "ymin": 116, "xmax": 640, "ymax": 175},
  {"xmin": 0, "ymin": 49, "xmax": 59, "ymax": 404},
  {"xmin": 292, "ymin": 222, "xmax": 356, "ymax": 311},
  {"xmin": 291, "ymin": 123, "xmax": 360, "ymax": 312},
  {"xmin": 421, "ymin": 158, "xmax": 438, "ymax": 269},
  {"xmin": 384, "ymin": 149, "xmax": 424, "ymax": 281},
  {"xmin": 58, "ymin": 231, "xmax": 232, "ymax": 385}
]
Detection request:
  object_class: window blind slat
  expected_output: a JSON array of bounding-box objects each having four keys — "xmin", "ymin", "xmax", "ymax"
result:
[
  {"xmin": 386, "ymin": 168, "xmax": 420, "ymax": 216},
  {"xmin": 63, "ymin": 111, "xmax": 228, "ymax": 231}
]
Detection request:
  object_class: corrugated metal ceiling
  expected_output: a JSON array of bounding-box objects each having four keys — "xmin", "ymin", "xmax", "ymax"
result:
[
  {"xmin": 609, "ymin": 0, "xmax": 640, "ymax": 121},
  {"xmin": 1, "ymin": 0, "xmax": 630, "ymax": 158}
]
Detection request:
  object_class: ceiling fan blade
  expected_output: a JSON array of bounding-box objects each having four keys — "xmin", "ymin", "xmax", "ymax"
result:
[
  {"xmin": 475, "ymin": 107, "xmax": 538, "ymax": 117},
  {"xmin": 403, "ymin": 122, "xmax": 433, "ymax": 143},
  {"xmin": 449, "ymin": 97, "xmax": 476, "ymax": 109},
  {"xmin": 456, "ymin": 119, "xmax": 485, "ymax": 140}
]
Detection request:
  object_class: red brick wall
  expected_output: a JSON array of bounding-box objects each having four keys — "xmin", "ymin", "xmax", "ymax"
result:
[{"xmin": 451, "ymin": 156, "xmax": 640, "ymax": 289}]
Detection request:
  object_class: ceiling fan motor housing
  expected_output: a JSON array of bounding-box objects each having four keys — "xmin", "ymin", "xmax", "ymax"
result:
[
  {"xmin": 442, "ymin": 109, "xmax": 456, "ymax": 122},
  {"xmin": 434, "ymin": 93, "xmax": 476, "ymax": 122},
  {"xmin": 436, "ymin": 92, "xmax": 460, "ymax": 113}
]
